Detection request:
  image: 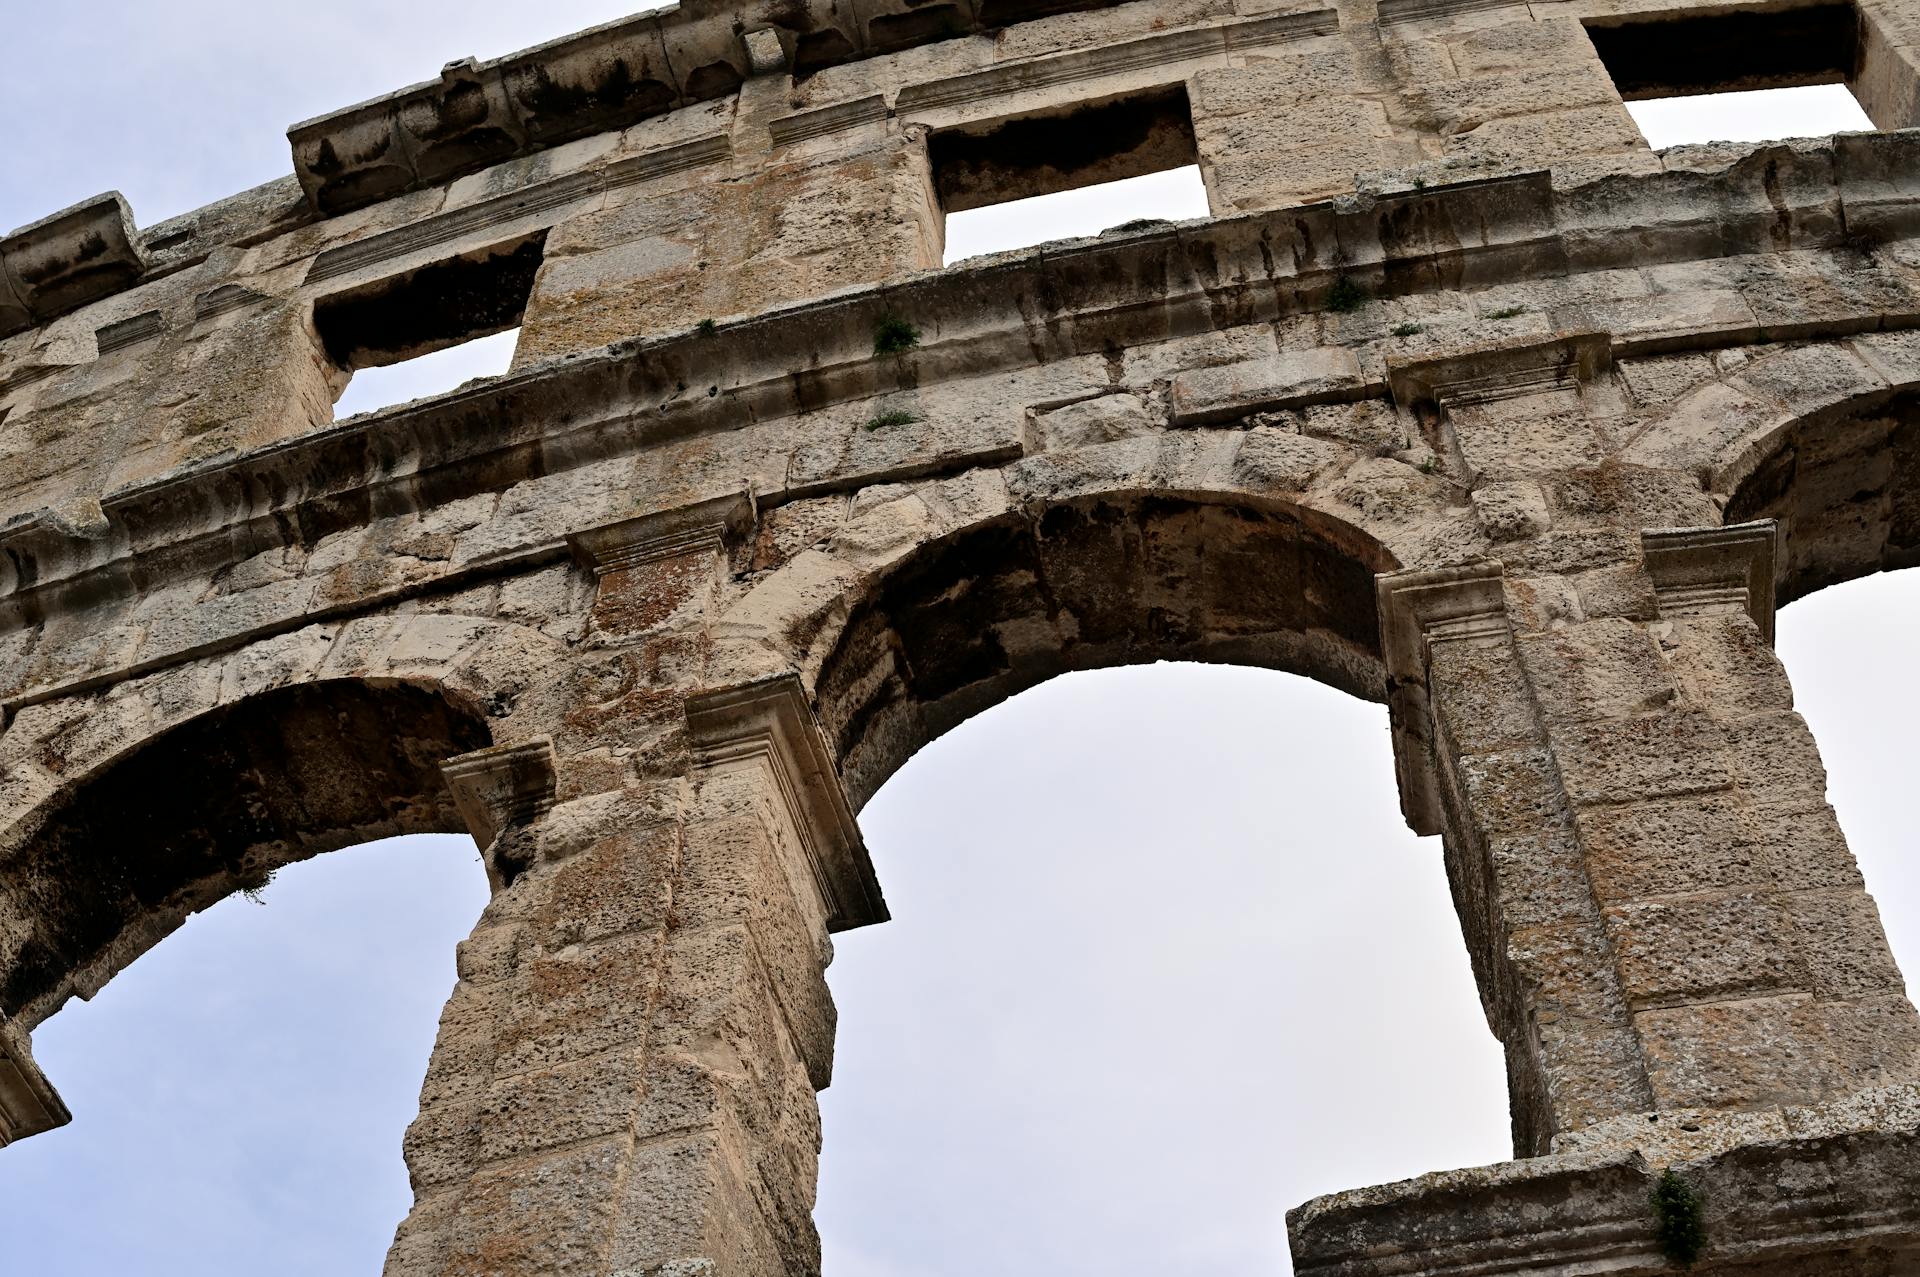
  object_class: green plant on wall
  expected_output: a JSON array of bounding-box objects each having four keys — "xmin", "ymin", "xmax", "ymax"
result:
[
  {"xmin": 873, "ymin": 314, "xmax": 921, "ymax": 356},
  {"xmin": 1650, "ymin": 1169, "xmax": 1706, "ymax": 1268}
]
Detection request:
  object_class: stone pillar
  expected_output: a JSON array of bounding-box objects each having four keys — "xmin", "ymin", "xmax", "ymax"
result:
[
  {"xmin": 1382, "ymin": 522, "xmax": 1920, "ymax": 1158},
  {"xmin": 384, "ymin": 497, "xmax": 883, "ymax": 1277}
]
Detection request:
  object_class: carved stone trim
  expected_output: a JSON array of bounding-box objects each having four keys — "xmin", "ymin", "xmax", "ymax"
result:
[
  {"xmin": 1376, "ymin": 561, "xmax": 1510, "ymax": 836},
  {"xmin": 568, "ymin": 491, "xmax": 756, "ymax": 578},
  {"xmin": 892, "ymin": 9, "xmax": 1337, "ymax": 118},
  {"xmin": 0, "ymin": 1017, "xmax": 70, "ymax": 1149},
  {"xmin": 1641, "ymin": 520, "xmax": 1778, "ymax": 643},
  {"xmin": 0, "ymin": 194, "xmax": 147, "ymax": 339},
  {"xmin": 1388, "ymin": 332, "xmax": 1613, "ymax": 414},
  {"xmin": 440, "ymin": 739, "xmax": 558, "ymax": 851},
  {"xmin": 686, "ymin": 676, "xmax": 888, "ymax": 932}
]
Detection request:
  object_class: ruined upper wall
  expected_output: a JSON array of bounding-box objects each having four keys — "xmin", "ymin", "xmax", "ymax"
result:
[{"xmin": 5, "ymin": 0, "xmax": 1920, "ymax": 536}]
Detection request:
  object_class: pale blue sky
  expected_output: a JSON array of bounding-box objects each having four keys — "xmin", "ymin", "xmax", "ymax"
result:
[{"xmin": 0, "ymin": 9, "xmax": 1908, "ymax": 1275}]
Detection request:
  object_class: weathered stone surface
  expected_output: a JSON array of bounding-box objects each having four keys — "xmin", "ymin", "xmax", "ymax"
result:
[{"xmin": 9, "ymin": 2, "xmax": 1920, "ymax": 1272}]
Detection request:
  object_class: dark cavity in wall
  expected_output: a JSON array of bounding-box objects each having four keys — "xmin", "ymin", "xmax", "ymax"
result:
[
  {"xmin": 1584, "ymin": 2, "xmax": 1860, "ymax": 99},
  {"xmin": 928, "ymin": 85, "xmax": 1198, "ymax": 212},
  {"xmin": 312, "ymin": 232, "xmax": 547, "ymax": 370}
]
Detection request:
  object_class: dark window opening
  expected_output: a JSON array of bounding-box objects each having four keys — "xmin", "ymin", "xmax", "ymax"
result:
[
  {"xmin": 928, "ymin": 86, "xmax": 1210, "ymax": 263},
  {"xmin": 1586, "ymin": 3, "xmax": 1860, "ymax": 100},
  {"xmin": 1585, "ymin": 2, "xmax": 1897, "ymax": 141},
  {"xmin": 314, "ymin": 232, "xmax": 544, "ymax": 416}
]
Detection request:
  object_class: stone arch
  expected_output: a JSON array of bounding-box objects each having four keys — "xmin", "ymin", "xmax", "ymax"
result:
[
  {"xmin": 1625, "ymin": 337, "xmax": 1920, "ymax": 605},
  {"xmin": 812, "ymin": 491, "xmax": 1401, "ymax": 810},
  {"xmin": 710, "ymin": 433, "xmax": 1474, "ymax": 807},
  {"xmin": 0, "ymin": 612, "xmax": 567, "ymax": 1035}
]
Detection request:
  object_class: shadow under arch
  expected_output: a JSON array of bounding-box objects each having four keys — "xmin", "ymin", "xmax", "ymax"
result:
[
  {"xmin": 809, "ymin": 488, "xmax": 1397, "ymax": 825},
  {"xmin": 0, "ymin": 677, "xmax": 489, "ymax": 1033},
  {"xmin": 1722, "ymin": 384, "xmax": 1920, "ymax": 605}
]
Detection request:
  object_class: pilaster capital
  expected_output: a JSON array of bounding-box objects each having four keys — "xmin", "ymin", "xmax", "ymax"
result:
[
  {"xmin": 439, "ymin": 738, "xmax": 558, "ymax": 851},
  {"xmin": 1641, "ymin": 519, "xmax": 1778, "ymax": 643},
  {"xmin": 686, "ymin": 675, "xmax": 888, "ymax": 932},
  {"xmin": 567, "ymin": 490, "xmax": 756, "ymax": 578},
  {"xmin": 1376, "ymin": 561, "xmax": 1510, "ymax": 836},
  {"xmin": 0, "ymin": 1017, "xmax": 68, "ymax": 1148}
]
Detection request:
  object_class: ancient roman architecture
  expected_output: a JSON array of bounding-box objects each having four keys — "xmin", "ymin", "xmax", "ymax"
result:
[{"xmin": 6, "ymin": 0, "xmax": 1920, "ymax": 1269}]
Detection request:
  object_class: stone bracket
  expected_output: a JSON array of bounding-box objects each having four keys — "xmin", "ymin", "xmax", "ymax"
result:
[
  {"xmin": 567, "ymin": 491, "xmax": 757, "ymax": 578},
  {"xmin": 440, "ymin": 739, "xmax": 558, "ymax": 858},
  {"xmin": 1387, "ymin": 331, "xmax": 1613, "ymax": 415},
  {"xmin": 0, "ymin": 1016, "xmax": 70, "ymax": 1149},
  {"xmin": 1641, "ymin": 520, "xmax": 1778, "ymax": 644},
  {"xmin": 685, "ymin": 675, "xmax": 888, "ymax": 932},
  {"xmin": 0, "ymin": 193, "xmax": 147, "ymax": 340},
  {"xmin": 1376, "ymin": 561, "xmax": 1510, "ymax": 836}
]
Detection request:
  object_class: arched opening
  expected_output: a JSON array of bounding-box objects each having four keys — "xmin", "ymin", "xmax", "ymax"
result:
[
  {"xmin": 0, "ymin": 678, "xmax": 489, "ymax": 1029},
  {"xmin": 0, "ymin": 833, "xmax": 489, "ymax": 1276},
  {"xmin": 1725, "ymin": 386, "xmax": 1920, "ymax": 1004},
  {"xmin": 802, "ymin": 492, "xmax": 1510, "ymax": 1272},
  {"xmin": 0, "ymin": 678, "xmax": 493, "ymax": 1270},
  {"xmin": 817, "ymin": 665, "xmax": 1510, "ymax": 1275}
]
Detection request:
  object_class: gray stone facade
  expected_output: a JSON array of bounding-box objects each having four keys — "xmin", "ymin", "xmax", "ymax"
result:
[{"xmin": 6, "ymin": 0, "xmax": 1920, "ymax": 1270}]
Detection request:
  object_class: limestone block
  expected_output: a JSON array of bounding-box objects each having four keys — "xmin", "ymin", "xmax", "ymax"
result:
[
  {"xmin": 1035, "ymin": 393, "xmax": 1157, "ymax": 447},
  {"xmin": 1473, "ymin": 481, "xmax": 1551, "ymax": 540},
  {"xmin": 1604, "ymin": 892, "xmax": 1804, "ymax": 1008},
  {"xmin": 1516, "ymin": 618, "xmax": 1676, "ymax": 725},
  {"xmin": 1169, "ymin": 347, "xmax": 1369, "ymax": 423},
  {"xmin": 476, "ymin": 1046, "xmax": 646, "ymax": 1163},
  {"xmin": 1199, "ymin": 97, "xmax": 1395, "ymax": 212},
  {"xmin": 1636, "ymin": 996, "xmax": 1840, "ymax": 1111},
  {"xmin": 442, "ymin": 1135, "xmax": 634, "ymax": 1276},
  {"xmin": 1553, "ymin": 709, "xmax": 1733, "ymax": 806},
  {"xmin": 492, "ymin": 929, "xmax": 664, "ymax": 1073},
  {"xmin": 1429, "ymin": 639, "xmax": 1540, "ymax": 757},
  {"xmin": 1783, "ymin": 890, "xmax": 1909, "ymax": 1001}
]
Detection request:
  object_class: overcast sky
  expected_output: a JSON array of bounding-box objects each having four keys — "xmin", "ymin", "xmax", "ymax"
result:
[{"xmin": 0, "ymin": 9, "xmax": 1907, "ymax": 1275}]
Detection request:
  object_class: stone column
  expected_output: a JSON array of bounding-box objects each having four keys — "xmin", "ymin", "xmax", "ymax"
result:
[
  {"xmin": 383, "ymin": 498, "xmax": 883, "ymax": 1277},
  {"xmin": 1382, "ymin": 522, "xmax": 1920, "ymax": 1158}
]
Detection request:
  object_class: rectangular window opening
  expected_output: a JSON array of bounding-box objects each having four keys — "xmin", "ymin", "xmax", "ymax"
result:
[
  {"xmin": 314, "ymin": 231, "xmax": 544, "ymax": 419},
  {"xmin": 930, "ymin": 86, "xmax": 1211, "ymax": 266},
  {"xmin": 1585, "ymin": 2, "xmax": 1891, "ymax": 146}
]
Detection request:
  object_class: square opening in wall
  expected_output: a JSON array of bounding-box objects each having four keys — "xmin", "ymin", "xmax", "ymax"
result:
[
  {"xmin": 930, "ymin": 86, "xmax": 1211, "ymax": 265},
  {"xmin": 314, "ymin": 232, "xmax": 545, "ymax": 418},
  {"xmin": 1585, "ymin": 2, "xmax": 1890, "ymax": 145}
]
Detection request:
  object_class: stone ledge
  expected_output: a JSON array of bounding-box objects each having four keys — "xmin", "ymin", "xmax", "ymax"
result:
[
  {"xmin": 1290, "ymin": 1093, "xmax": 1920, "ymax": 1275},
  {"xmin": 284, "ymin": 0, "xmax": 1139, "ymax": 216}
]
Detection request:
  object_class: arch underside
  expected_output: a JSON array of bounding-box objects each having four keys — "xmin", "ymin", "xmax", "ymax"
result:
[
  {"xmin": 815, "ymin": 493, "xmax": 1396, "ymax": 811},
  {"xmin": 0, "ymin": 679, "xmax": 487, "ymax": 1029},
  {"xmin": 1730, "ymin": 388, "xmax": 1920, "ymax": 605}
]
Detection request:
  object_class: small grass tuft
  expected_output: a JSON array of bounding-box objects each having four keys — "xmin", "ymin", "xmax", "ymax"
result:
[
  {"xmin": 1418, "ymin": 456, "xmax": 1437, "ymax": 474},
  {"xmin": 1392, "ymin": 322, "xmax": 1424, "ymax": 337},
  {"xmin": 696, "ymin": 318, "xmax": 718, "ymax": 337},
  {"xmin": 873, "ymin": 315, "xmax": 921, "ymax": 356},
  {"xmin": 1650, "ymin": 1169, "xmax": 1706, "ymax": 1268},
  {"xmin": 1485, "ymin": 305, "xmax": 1528, "ymax": 320},
  {"xmin": 1326, "ymin": 275, "xmax": 1367, "ymax": 314},
  {"xmin": 865, "ymin": 409, "xmax": 919, "ymax": 431}
]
